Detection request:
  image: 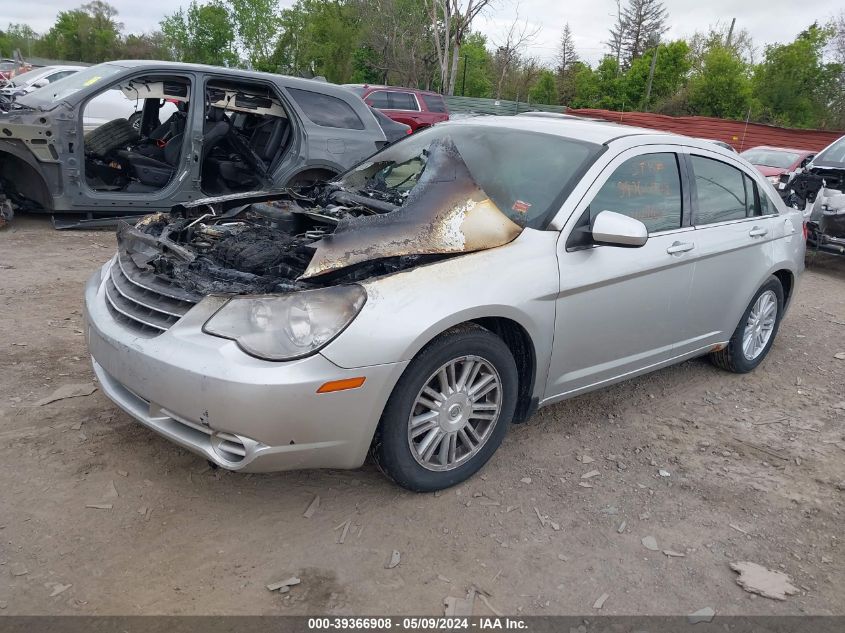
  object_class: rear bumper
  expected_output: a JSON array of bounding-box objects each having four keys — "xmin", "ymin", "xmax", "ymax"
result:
[{"xmin": 84, "ymin": 261, "xmax": 408, "ymax": 472}]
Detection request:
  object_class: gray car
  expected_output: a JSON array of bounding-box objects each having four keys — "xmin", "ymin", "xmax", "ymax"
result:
[
  {"xmin": 0, "ymin": 61, "xmax": 388, "ymax": 218},
  {"xmin": 83, "ymin": 116, "xmax": 805, "ymax": 491}
]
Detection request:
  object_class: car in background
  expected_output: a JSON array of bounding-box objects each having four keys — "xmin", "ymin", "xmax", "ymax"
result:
[
  {"xmin": 368, "ymin": 105, "xmax": 411, "ymax": 143},
  {"xmin": 344, "ymin": 84, "xmax": 449, "ymax": 132},
  {"xmin": 740, "ymin": 146, "xmax": 814, "ymax": 185},
  {"xmin": 84, "ymin": 117, "xmax": 804, "ymax": 490},
  {"xmin": 0, "ymin": 59, "xmax": 29, "ymax": 82},
  {"xmin": 0, "ymin": 65, "xmax": 84, "ymax": 98},
  {"xmin": 0, "ymin": 60, "xmax": 391, "ymax": 218}
]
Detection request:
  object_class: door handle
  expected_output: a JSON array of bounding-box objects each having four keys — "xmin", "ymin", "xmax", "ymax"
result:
[
  {"xmin": 666, "ymin": 241, "xmax": 695, "ymax": 255},
  {"xmin": 749, "ymin": 226, "xmax": 768, "ymax": 238}
]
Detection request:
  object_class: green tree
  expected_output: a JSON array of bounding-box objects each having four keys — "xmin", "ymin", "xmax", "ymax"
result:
[
  {"xmin": 529, "ymin": 69, "xmax": 557, "ymax": 105},
  {"xmin": 687, "ymin": 45, "xmax": 751, "ymax": 119},
  {"xmin": 752, "ymin": 23, "xmax": 842, "ymax": 128},
  {"xmin": 38, "ymin": 2, "xmax": 122, "ymax": 63},
  {"xmin": 122, "ymin": 32, "xmax": 172, "ymax": 60},
  {"xmin": 456, "ymin": 32, "xmax": 492, "ymax": 97},
  {"xmin": 229, "ymin": 0, "xmax": 282, "ymax": 71},
  {"xmin": 160, "ymin": 0, "xmax": 238, "ymax": 67},
  {"xmin": 0, "ymin": 24, "xmax": 39, "ymax": 58},
  {"xmin": 624, "ymin": 39, "xmax": 690, "ymax": 109}
]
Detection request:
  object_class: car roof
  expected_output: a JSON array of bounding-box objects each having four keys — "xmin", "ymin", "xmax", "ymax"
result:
[
  {"xmin": 444, "ymin": 115, "xmax": 676, "ymax": 146},
  {"xmin": 343, "ymin": 83, "xmax": 441, "ymax": 96},
  {"xmin": 108, "ymin": 60, "xmax": 357, "ymax": 99},
  {"xmin": 741, "ymin": 146, "xmax": 812, "ymax": 155}
]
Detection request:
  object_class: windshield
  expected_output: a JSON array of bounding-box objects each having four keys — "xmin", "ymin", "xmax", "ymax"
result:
[
  {"xmin": 740, "ymin": 148, "xmax": 800, "ymax": 169},
  {"xmin": 815, "ymin": 136, "xmax": 845, "ymax": 166},
  {"xmin": 17, "ymin": 63, "xmax": 122, "ymax": 107},
  {"xmin": 6, "ymin": 68, "xmax": 44, "ymax": 85},
  {"xmin": 338, "ymin": 124, "xmax": 601, "ymax": 229}
]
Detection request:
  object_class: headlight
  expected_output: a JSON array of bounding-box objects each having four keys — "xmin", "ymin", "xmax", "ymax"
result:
[
  {"xmin": 767, "ymin": 175, "xmax": 781, "ymax": 185},
  {"xmin": 203, "ymin": 285, "xmax": 367, "ymax": 361}
]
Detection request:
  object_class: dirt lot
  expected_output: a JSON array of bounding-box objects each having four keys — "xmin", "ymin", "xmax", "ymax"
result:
[{"xmin": 1, "ymin": 215, "xmax": 843, "ymax": 616}]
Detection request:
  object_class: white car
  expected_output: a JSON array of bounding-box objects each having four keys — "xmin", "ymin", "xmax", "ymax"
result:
[
  {"xmin": 0, "ymin": 65, "xmax": 84, "ymax": 97},
  {"xmin": 82, "ymin": 87, "xmax": 178, "ymax": 133}
]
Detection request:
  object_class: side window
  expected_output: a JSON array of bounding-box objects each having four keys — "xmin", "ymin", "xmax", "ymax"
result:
[
  {"xmin": 744, "ymin": 174, "xmax": 761, "ymax": 216},
  {"xmin": 287, "ymin": 88, "xmax": 365, "ymax": 130},
  {"xmin": 588, "ymin": 152, "xmax": 683, "ymax": 234},
  {"xmin": 759, "ymin": 188, "xmax": 777, "ymax": 216},
  {"xmin": 388, "ymin": 91, "xmax": 418, "ymax": 111},
  {"xmin": 366, "ymin": 91, "xmax": 389, "ymax": 108},
  {"xmin": 691, "ymin": 156, "xmax": 752, "ymax": 225},
  {"xmin": 422, "ymin": 94, "xmax": 447, "ymax": 113}
]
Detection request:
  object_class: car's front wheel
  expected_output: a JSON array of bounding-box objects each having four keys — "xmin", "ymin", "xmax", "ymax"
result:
[
  {"xmin": 374, "ymin": 324, "xmax": 518, "ymax": 491},
  {"xmin": 710, "ymin": 276, "xmax": 784, "ymax": 373}
]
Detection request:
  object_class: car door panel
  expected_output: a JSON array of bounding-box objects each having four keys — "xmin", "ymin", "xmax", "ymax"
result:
[
  {"xmin": 546, "ymin": 147, "xmax": 695, "ymax": 401},
  {"xmin": 680, "ymin": 150, "xmax": 779, "ymax": 351}
]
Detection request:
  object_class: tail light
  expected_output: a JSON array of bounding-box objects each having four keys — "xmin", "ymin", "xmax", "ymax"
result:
[{"xmin": 802, "ymin": 222, "xmax": 808, "ymax": 240}]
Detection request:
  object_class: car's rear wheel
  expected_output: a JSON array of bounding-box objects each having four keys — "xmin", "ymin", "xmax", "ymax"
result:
[
  {"xmin": 710, "ymin": 276, "xmax": 784, "ymax": 373},
  {"xmin": 373, "ymin": 324, "xmax": 517, "ymax": 491}
]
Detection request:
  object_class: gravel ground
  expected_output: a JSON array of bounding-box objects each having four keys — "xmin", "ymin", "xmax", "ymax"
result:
[{"xmin": 1, "ymin": 215, "xmax": 843, "ymax": 616}]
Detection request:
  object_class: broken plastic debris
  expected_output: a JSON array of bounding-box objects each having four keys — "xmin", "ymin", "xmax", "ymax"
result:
[
  {"xmin": 49, "ymin": 583, "xmax": 72, "ymax": 597},
  {"xmin": 688, "ymin": 607, "xmax": 715, "ymax": 624},
  {"xmin": 641, "ymin": 536, "xmax": 659, "ymax": 551},
  {"xmin": 658, "ymin": 469, "xmax": 671, "ymax": 477},
  {"xmin": 85, "ymin": 503, "xmax": 113, "ymax": 510},
  {"xmin": 266, "ymin": 576, "xmax": 301, "ymax": 592},
  {"xmin": 386, "ymin": 550, "xmax": 401, "ymax": 569},
  {"xmin": 581, "ymin": 470, "xmax": 600, "ymax": 479},
  {"xmin": 592, "ymin": 593, "xmax": 609, "ymax": 609},
  {"xmin": 730, "ymin": 562, "xmax": 798, "ymax": 600},
  {"xmin": 35, "ymin": 383, "xmax": 97, "ymax": 406},
  {"xmin": 303, "ymin": 495, "xmax": 320, "ymax": 518},
  {"xmin": 663, "ymin": 549, "xmax": 685, "ymax": 558}
]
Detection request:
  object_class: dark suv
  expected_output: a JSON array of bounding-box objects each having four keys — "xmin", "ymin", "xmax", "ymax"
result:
[
  {"xmin": 0, "ymin": 61, "xmax": 391, "ymax": 218},
  {"xmin": 344, "ymin": 84, "xmax": 449, "ymax": 132}
]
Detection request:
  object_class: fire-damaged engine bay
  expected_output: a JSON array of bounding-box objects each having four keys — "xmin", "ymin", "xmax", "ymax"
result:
[
  {"xmin": 783, "ymin": 137, "xmax": 845, "ymax": 255},
  {"xmin": 117, "ymin": 135, "xmax": 525, "ymax": 298}
]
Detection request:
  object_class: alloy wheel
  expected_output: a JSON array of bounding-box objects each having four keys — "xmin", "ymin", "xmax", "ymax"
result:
[
  {"xmin": 407, "ymin": 355, "xmax": 502, "ymax": 472},
  {"xmin": 742, "ymin": 290, "xmax": 777, "ymax": 361}
]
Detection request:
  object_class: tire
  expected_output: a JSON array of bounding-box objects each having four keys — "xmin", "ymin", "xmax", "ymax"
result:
[
  {"xmin": 84, "ymin": 118, "xmax": 139, "ymax": 157},
  {"xmin": 373, "ymin": 323, "xmax": 518, "ymax": 492},
  {"xmin": 128, "ymin": 112, "xmax": 142, "ymax": 132},
  {"xmin": 710, "ymin": 276, "xmax": 784, "ymax": 374}
]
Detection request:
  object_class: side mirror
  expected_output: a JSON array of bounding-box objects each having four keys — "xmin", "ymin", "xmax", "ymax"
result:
[
  {"xmin": 591, "ymin": 210, "xmax": 648, "ymax": 247},
  {"xmin": 32, "ymin": 78, "xmax": 49, "ymax": 88}
]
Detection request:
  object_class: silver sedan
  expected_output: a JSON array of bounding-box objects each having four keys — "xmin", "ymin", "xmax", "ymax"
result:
[{"xmin": 84, "ymin": 117, "xmax": 805, "ymax": 491}]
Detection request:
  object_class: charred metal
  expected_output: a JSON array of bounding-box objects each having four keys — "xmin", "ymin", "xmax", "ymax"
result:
[{"xmin": 119, "ymin": 139, "xmax": 524, "ymax": 295}]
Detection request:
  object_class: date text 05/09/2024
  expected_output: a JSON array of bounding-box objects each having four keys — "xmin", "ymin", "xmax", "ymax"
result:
[{"xmin": 307, "ymin": 618, "xmax": 528, "ymax": 630}]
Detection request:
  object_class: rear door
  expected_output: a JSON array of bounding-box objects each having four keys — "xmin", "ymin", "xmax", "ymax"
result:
[
  {"xmin": 678, "ymin": 149, "xmax": 779, "ymax": 352},
  {"xmin": 546, "ymin": 147, "xmax": 696, "ymax": 399},
  {"xmin": 365, "ymin": 90, "xmax": 423, "ymax": 130}
]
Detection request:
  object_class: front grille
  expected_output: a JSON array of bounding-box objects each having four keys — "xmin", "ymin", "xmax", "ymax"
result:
[{"xmin": 104, "ymin": 251, "xmax": 200, "ymax": 336}]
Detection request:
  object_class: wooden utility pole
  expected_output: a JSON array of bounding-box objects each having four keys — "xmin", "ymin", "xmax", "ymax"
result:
[
  {"xmin": 726, "ymin": 18, "xmax": 736, "ymax": 47},
  {"xmin": 643, "ymin": 45, "xmax": 659, "ymax": 109}
]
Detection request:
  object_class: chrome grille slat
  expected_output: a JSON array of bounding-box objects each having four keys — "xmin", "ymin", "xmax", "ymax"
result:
[
  {"xmin": 105, "ymin": 279, "xmax": 173, "ymax": 332},
  {"xmin": 109, "ymin": 263, "xmax": 192, "ymax": 318},
  {"xmin": 106, "ymin": 250, "xmax": 199, "ymax": 336},
  {"xmin": 117, "ymin": 252, "xmax": 200, "ymax": 303}
]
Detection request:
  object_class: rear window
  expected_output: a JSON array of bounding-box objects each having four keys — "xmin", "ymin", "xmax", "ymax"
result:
[
  {"xmin": 422, "ymin": 94, "xmax": 447, "ymax": 113},
  {"xmin": 387, "ymin": 91, "xmax": 418, "ymax": 111},
  {"xmin": 339, "ymin": 124, "xmax": 602, "ymax": 230},
  {"xmin": 287, "ymin": 88, "xmax": 365, "ymax": 130},
  {"xmin": 692, "ymin": 156, "xmax": 760, "ymax": 224}
]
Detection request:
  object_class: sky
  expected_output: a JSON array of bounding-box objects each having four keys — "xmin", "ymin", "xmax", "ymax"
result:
[{"xmin": 3, "ymin": 0, "xmax": 843, "ymax": 66}]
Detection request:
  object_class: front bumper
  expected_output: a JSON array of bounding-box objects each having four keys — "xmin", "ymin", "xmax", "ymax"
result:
[{"xmin": 83, "ymin": 260, "xmax": 408, "ymax": 472}]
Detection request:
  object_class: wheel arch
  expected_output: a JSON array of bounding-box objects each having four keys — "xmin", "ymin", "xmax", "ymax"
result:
[
  {"xmin": 0, "ymin": 147, "xmax": 53, "ymax": 211},
  {"xmin": 771, "ymin": 268, "xmax": 794, "ymax": 309}
]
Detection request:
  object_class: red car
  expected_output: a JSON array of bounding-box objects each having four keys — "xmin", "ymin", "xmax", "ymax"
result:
[
  {"xmin": 740, "ymin": 146, "xmax": 815, "ymax": 185},
  {"xmin": 344, "ymin": 84, "xmax": 449, "ymax": 132}
]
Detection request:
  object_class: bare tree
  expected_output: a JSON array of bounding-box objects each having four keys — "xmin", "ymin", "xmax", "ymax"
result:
[
  {"xmin": 620, "ymin": 0, "xmax": 668, "ymax": 64},
  {"xmin": 423, "ymin": 0, "xmax": 495, "ymax": 94},
  {"xmin": 556, "ymin": 23, "xmax": 579, "ymax": 73},
  {"xmin": 607, "ymin": 0, "xmax": 625, "ymax": 70},
  {"xmin": 491, "ymin": 11, "xmax": 540, "ymax": 99}
]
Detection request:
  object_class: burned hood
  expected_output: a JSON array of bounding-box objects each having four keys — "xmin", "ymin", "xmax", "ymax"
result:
[{"xmin": 301, "ymin": 139, "xmax": 523, "ymax": 279}]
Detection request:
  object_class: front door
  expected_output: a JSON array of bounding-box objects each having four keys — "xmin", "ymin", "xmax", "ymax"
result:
[{"xmin": 546, "ymin": 148, "xmax": 696, "ymax": 401}]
